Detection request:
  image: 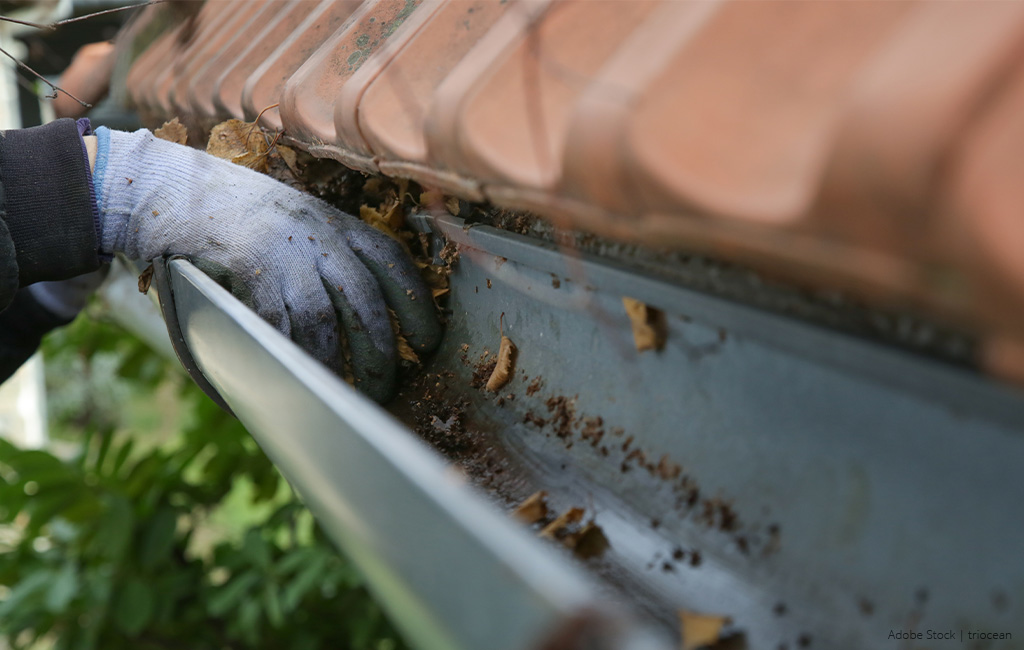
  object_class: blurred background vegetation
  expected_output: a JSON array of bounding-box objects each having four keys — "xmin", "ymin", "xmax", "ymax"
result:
[{"xmin": 0, "ymin": 303, "xmax": 407, "ymax": 650}]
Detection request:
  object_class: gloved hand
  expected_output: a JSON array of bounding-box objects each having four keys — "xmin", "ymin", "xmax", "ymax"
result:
[{"xmin": 92, "ymin": 127, "xmax": 441, "ymax": 402}]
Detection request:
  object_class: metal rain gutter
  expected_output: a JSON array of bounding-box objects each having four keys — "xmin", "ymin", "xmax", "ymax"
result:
[{"xmin": 165, "ymin": 258, "xmax": 670, "ymax": 650}]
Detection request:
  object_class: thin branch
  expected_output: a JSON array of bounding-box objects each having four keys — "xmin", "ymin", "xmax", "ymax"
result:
[
  {"xmin": 0, "ymin": 15, "xmax": 49, "ymax": 30},
  {"xmin": 252, "ymin": 102, "xmax": 279, "ymax": 128},
  {"xmin": 49, "ymin": 1, "xmax": 168, "ymax": 28},
  {"xmin": 0, "ymin": 44, "xmax": 91, "ymax": 106},
  {"xmin": 0, "ymin": 1, "xmax": 167, "ymax": 31}
]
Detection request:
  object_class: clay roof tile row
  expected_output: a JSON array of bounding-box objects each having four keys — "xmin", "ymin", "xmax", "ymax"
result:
[{"xmin": 119, "ymin": 0, "xmax": 1024, "ymax": 378}]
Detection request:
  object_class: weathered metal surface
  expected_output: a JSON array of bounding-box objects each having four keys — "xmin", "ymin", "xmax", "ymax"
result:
[
  {"xmin": 398, "ymin": 211, "xmax": 1024, "ymax": 648},
  {"xmin": 166, "ymin": 258, "xmax": 671, "ymax": 650}
]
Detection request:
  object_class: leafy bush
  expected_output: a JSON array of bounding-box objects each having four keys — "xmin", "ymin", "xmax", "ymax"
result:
[{"xmin": 0, "ymin": 311, "xmax": 406, "ymax": 650}]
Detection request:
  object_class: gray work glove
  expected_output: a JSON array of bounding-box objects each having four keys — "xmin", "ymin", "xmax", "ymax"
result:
[{"xmin": 92, "ymin": 127, "xmax": 441, "ymax": 402}]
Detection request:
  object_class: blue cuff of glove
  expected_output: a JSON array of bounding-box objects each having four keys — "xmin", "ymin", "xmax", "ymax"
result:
[{"xmin": 93, "ymin": 126, "xmax": 112, "ymax": 216}]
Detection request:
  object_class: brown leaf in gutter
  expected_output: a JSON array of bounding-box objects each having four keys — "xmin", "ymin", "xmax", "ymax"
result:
[
  {"xmin": 678, "ymin": 611, "xmax": 731, "ymax": 650},
  {"xmin": 622, "ymin": 296, "xmax": 667, "ymax": 352},
  {"xmin": 539, "ymin": 507, "xmax": 584, "ymax": 539},
  {"xmin": 208, "ymin": 118, "xmax": 270, "ymax": 173},
  {"xmin": 567, "ymin": 522, "xmax": 610, "ymax": 560},
  {"xmin": 137, "ymin": 263, "xmax": 154, "ymax": 294},
  {"xmin": 512, "ymin": 491, "xmax": 548, "ymax": 524},
  {"xmin": 486, "ymin": 313, "xmax": 516, "ymax": 392},
  {"xmin": 153, "ymin": 117, "xmax": 187, "ymax": 145},
  {"xmin": 445, "ymin": 196, "xmax": 460, "ymax": 216},
  {"xmin": 276, "ymin": 144, "xmax": 300, "ymax": 176},
  {"xmin": 388, "ymin": 308, "xmax": 420, "ymax": 364},
  {"xmin": 419, "ymin": 189, "xmax": 444, "ymax": 211}
]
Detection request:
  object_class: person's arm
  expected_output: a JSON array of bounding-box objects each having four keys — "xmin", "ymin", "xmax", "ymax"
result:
[
  {"xmin": 0, "ymin": 118, "xmax": 101, "ymax": 299},
  {"xmin": 0, "ymin": 119, "xmax": 440, "ymax": 401},
  {"xmin": 0, "ymin": 120, "xmax": 105, "ymax": 383}
]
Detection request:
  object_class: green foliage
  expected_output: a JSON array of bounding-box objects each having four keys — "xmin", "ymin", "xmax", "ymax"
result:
[{"xmin": 0, "ymin": 312, "xmax": 405, "ymax": 650}]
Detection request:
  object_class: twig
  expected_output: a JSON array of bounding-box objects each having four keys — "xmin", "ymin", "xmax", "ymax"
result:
[
  {"xmin": 252, "ymin": 102, "xmax": 280, "ymax": 127},
  {"xmin": 0, "ymin": 1, "xmax": 167, "ymax": 31},
  {"xmin": 244, "ymin": 103, "xmax": 280, "ymax": 146},
  {"xmin": 253, "ymin": 130, "xmax": 284, "ymax": 163},
  {"xmin": 0, "ymin": 44, "xmax": 91, "ymax": 107}
]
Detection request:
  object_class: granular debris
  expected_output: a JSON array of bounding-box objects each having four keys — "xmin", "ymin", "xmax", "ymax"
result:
[
  {"xmin": 471, "ymin": 354, "xmax": 498, "ymax": 389},
  {"xmin": 545, "ymin": 396, "xmax": 577, "ymax": 438},
  {"xmin": 439, "ymin": 240, "xmax": 459, "ymax": 266},
  {"xmin": 523, "ymin": 411, "xmax": 547, "ymax": 427},
  {"xmin": 526, "ymin": 376, "xmax": 544, "ymax": 396},
  {"xmin": 580, "ymin": 417, "xmax": 604, "ymax": 446}
]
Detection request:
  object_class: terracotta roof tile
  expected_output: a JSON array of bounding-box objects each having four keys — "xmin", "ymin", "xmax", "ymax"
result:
[{"xmin": 118, "ymin": 0, "xmax": 1024, "ymax": 379}]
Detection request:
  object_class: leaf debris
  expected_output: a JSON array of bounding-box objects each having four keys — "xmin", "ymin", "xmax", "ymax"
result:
[
  {"xmin": 678, "ymin": 611, "xmax": 733, "ymax": 650},
  {"xmin": 622, "ymin": 296, "xmax": 667, "ymax": 352},
  {"xmin": 512, "ymin": 491, "xmax": 548, "ymax": 524},
  {"xmin": 137, "ymin": 264, "xmax": 154, "ymax": 294},
  {"xmin": 207, "ymin": 119, "xmax": 270, "ymax": 173},
  {"xmin": 539, "ymin": 507, "xmax": 584, "ymax": 539},
  {"xmin": 486, "ymin": 313, "xmax": 516, "ymax": 392},
  {"xmin": 153, "ymin": 117, "xmax": 187, "ymax": 145},
  {"xmin": 388, "ymin": 308, "xmax": 420, "ymax": 364},
  {"xmin": 537, "ymin": 506, "xmax": 610, "ymax": 559}
]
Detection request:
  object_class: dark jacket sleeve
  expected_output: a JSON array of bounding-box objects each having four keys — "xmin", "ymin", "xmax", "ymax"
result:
[
  {"xmin": 0, "ymin": 118, "xmax": 101, "ymax": 305},
  {"xmin": 0, "ymin": 118, "xmax": 101, "ymax": 382},
  {"xmin": 0, "ymin": 288, "xmax": 74, "ymax": 380}
]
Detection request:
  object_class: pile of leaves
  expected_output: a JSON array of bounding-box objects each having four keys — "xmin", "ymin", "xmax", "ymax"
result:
[{"xmin": 0, "ymin": 313, "xmax": 406, "ymax": 650}]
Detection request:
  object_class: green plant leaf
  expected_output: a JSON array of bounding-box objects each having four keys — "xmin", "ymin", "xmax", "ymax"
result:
[
  {"xmin": 138, "ymin": 506, "xmax": 177, "ymax": 570},
  {"xmin": 242, "ymin": 529, "xmax": 271, "ymax": 571},
  {"xmin": 263, "ymin": 581, "xmax": 284, "ymax": 628},
  {"xmin": 113, "ymin": 576, "xmax": 153, "ymax": 636},
  {"xmin": 282, "ymin": 554, "xmax": 329, "ymax": 612},
  {"xmin": 110, "ymin": 438, "xmax": 134, "ymax": 477},
  {"xmin": 45, "ymin": 562, "xmax": 79, "ymax": 613},
  {"xmin": 0, "ymin": 570, "xmax": 52, "ymax": 619},
  {"xmin": 89, "ymin": 495, "xmax": 134, "ymax": 559},
  {"xmin": 207, "ymin": 571, "xmax": 260, "ymax": 617}
]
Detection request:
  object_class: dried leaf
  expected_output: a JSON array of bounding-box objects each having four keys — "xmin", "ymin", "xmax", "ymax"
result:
[
  {"xmin": 445, "ymin": 196, "xmax": 460, "ymax": 216},
  {"xmin": 208, "ymin": 119, "xmax": 269, "ymax": 173},
  {"xmin": 360, "ymin": 204, "xmax": 407, "ymax": 248},
  {"xmin": 153, "ymin": 117, "xmax": 187, "ymax": 145},
  {"xmin": 486, "ymin": 335, "xmax": 516, "ymax": 391},
  {"xmin": 379, "ymin": 198, "xmax": 405, "ymax": 231},
  {"xmin": 679, "ymin": 611, "xmax": 731, "ymax": 650},
  {"xmin": 388, "ymin": 308, "xmax": 420, "ymax": 364},
  {"xmin": 567, "ymin": 522, "xmax": 610, "ymax": 560},
  {"xmin": 539, "ymin": 507, "xmax": 584, "ymax": 539},
  {"xmin": 419, "ymin": 189, "xmax": 443, "ymax": 209},
  {"xmin": 276, "ymin": 144, "xmax": 300, "ymax": 175},
  {"xmin": 512, "ymin": 491, "xmax": 548, "ymax": 525},
  {"xmin": 231, "ymin": 150, "xmax": 270, "ymax": 174},
  {"xmin": 622, "ymin": 297, "xmax": 666, "ymax": 352},
  {"xmin": 137, "ymin": 263, "xmax": 154, "ymax": 294}
]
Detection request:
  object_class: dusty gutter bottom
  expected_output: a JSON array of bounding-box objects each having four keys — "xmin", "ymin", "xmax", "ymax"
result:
[{"xmin": 389, "ymin": 212, "xmax": 1024, "ymax": 648}]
